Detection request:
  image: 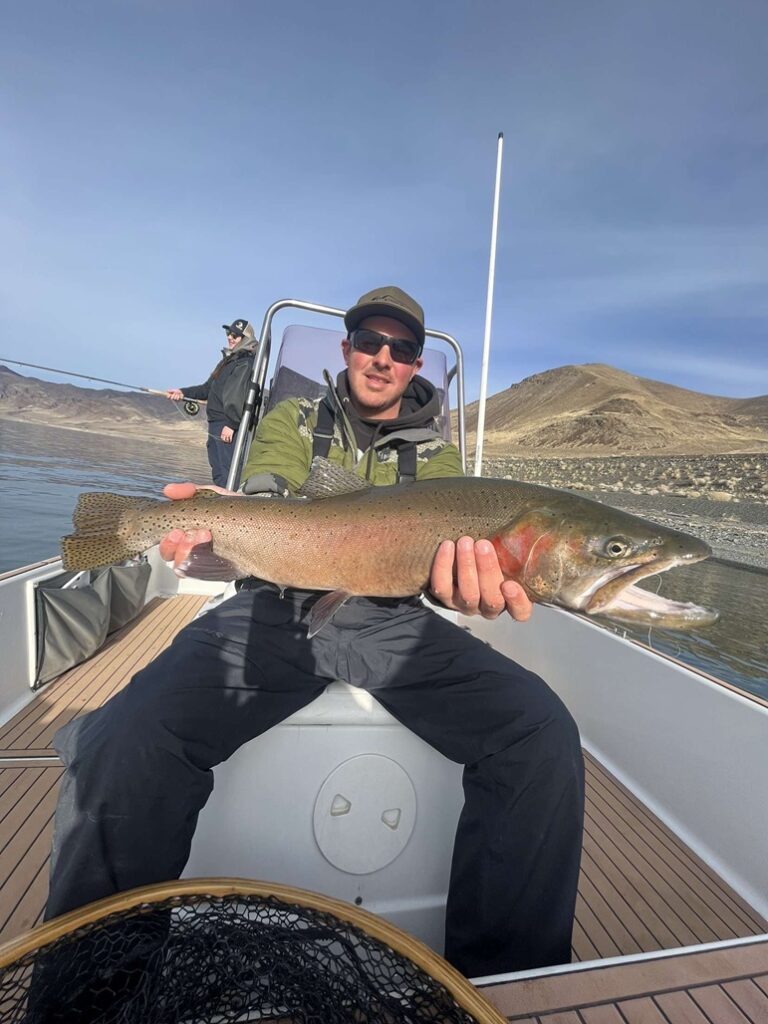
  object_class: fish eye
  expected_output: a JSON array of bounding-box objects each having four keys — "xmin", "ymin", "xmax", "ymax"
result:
[{"xmin": 603, "ymin": 536, "xmax": 632, "ymax": 558}]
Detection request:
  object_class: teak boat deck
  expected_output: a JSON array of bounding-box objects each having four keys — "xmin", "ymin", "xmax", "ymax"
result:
[
  {"xmin": 0, "ymin": 593, "xmax": 766, "ymax": 1020},
  {"xmin": 483, "ymin": 939, "xmax": 768, "ymax": 1022}
]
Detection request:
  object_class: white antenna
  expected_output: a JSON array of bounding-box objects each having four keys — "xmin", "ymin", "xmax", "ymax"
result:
[{"xmin": 473, "ymin": 131, "xmax": 504, "ymax": 477}]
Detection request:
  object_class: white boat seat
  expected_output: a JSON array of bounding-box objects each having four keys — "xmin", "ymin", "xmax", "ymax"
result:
[
  {"xmin": 284, "ymin": 680, "xmax": 401, "ymax": 726},
  {"xmin": 184, "ymin": 636, "xmax": 464, "ymax": 955}
]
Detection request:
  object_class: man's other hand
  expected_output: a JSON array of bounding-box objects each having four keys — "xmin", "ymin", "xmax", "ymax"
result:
[
  {"xmin": 159, "ymin": 482, "xmax": 238, "ymax": 572},
  {"xmin": 429, "ymin": 537, "xmax": 533, "ymax": 622},
  {"xmin": 166, "ymin": 389, "xmax": 184, "ymax": 401},
  {"xmin": 220, "ymin": 426, "xmax": 235, "ymax": 442}
]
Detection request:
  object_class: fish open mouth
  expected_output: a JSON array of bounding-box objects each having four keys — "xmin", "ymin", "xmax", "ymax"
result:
[{"xmin": 585, "ymin": 554, "xmax": 719, "ymax": 630}]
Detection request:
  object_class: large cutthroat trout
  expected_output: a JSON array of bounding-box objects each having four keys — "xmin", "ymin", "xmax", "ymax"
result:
[{"xmin": 62, "ymin": 461, "xmax": 718, "ymax": 636}]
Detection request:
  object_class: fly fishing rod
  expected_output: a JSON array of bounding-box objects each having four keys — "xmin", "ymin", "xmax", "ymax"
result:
[{"xmin": 0, "ymin": 357, "xmax": 206, "ymax": 413}]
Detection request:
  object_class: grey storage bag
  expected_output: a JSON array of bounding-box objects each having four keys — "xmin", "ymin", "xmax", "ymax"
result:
[{"xmin": 34, "ymin": 563, "xmax": 150, "ymax": 687}]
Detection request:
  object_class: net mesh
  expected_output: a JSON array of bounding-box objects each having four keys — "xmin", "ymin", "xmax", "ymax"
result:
[{"xmin": 1, "ymin": 891, "xmax": 490, "ymax": 1023}]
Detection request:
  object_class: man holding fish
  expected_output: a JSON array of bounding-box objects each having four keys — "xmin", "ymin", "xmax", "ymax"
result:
[{"xmin": 46, "ymin": 286, "xmax": 610, "ymax": 979}]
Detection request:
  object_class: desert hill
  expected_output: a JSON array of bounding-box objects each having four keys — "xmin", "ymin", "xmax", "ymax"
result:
[
  {"xmin": 462, "ymin": 363, "xmax": 768, "ymax": 455},
  {"xmin": 0, "ymin": 365, "xmax": 204, "ymax": 440}
]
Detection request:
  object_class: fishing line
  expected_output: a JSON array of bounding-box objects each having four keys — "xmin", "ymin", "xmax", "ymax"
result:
[{"xmin": 0, "ymin": 356, "xmax": 206, "ymax": 419}]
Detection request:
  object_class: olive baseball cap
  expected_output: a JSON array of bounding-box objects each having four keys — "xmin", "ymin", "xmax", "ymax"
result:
[{"xmin": 344, "ymin": 286, "xmax": 425, "ymax": 345}]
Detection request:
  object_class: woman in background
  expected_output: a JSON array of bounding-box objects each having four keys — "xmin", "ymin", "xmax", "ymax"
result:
[{"xmin": 167, "ymin": 316, "xmax": 257, "ymax": 486}]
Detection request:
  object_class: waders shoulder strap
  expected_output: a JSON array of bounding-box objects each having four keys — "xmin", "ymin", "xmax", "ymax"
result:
[
  {"xmin": 312, "ymin": 400, "xmax": 336, "ymax": 460},
  {"xmin": 395, "ymin": 442, "xmax": 417, "ymax": 483}
]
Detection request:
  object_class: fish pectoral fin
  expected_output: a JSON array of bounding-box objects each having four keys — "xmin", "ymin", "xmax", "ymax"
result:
[
  {"xmin": 298, "ymin": 457, "xmax": 372, "ymax": 500},
  {"xmin": 307, "ymin": 589, "xmax": 352, "ymax": 637},
  {"xmin": 175, "ymin": 542, "xmax": 245, "ymax": 582}
]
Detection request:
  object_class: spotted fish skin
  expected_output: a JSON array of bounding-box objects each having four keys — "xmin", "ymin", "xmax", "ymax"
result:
[{"xmin": 61, "ymin": 478, "xmax": 718, "ymax": 630}]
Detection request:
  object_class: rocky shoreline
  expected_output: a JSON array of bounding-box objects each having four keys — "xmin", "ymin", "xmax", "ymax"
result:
[{"xmin": 483, "ymin": 453, "xmax": 768, "ymax": 571}]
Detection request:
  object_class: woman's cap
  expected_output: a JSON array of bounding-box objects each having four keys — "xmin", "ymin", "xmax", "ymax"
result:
[{"xmin": 222, "ymin": 318, "xmax": 255, "ymax": 340}]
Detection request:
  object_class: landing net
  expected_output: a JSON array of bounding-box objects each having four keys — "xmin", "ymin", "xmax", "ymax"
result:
[{"xmin": 0, "ymin": 881, "xmax": 505, "ymax": 1023}]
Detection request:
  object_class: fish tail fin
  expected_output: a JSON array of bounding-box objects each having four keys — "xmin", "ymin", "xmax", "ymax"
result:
[
  {"xmin": 72, "ymin": 491, "xmax": 157, "ymax": 529},
  {"xmin": 62, "ymin": 492, "xmax": 162, "ymax": 570},
  {"xmin": 60, "ymin": 533, "xmax": 139, "ymax": 571}
]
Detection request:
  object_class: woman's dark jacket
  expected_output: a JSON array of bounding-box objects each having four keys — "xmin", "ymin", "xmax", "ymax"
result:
[{"xmin": 181, "ymin": 348, "xmax": 255, "ymax": 430}]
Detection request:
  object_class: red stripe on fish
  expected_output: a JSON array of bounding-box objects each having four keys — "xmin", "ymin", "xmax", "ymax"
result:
[{"xmin": 490, "ymin": 525, "xmax": 541, "ymax": 580}]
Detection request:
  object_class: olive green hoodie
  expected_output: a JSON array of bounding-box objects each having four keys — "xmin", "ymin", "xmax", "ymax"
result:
[{"xmin": 241, "ymin": 370, "xmax": 463, "ymax": 495}]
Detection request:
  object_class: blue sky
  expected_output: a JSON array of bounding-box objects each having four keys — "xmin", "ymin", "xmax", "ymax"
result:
[{"xmin": 2, "ymin": 0, "xmax": 767, "ymax": 403}]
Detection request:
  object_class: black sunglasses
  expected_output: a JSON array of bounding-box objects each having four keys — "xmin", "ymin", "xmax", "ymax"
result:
[{"xmin": 348, "ymin": 328, "xmax": 422, "ymax": 365}]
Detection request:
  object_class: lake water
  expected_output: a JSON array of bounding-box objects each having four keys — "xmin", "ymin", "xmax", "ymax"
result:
[
  {"xmin": 0, "ymin": 418, "xmax": 210, "ymax": 572},
  {"xmin": 1, "ymin": 418, "xmax": 766, "ymax": 701},
  {"xmin": 605, "ymin": 559, "xmax": 767, "ymax": 701}
]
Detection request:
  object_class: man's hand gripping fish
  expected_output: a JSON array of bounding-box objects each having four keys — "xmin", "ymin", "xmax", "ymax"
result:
[{"xmin": 61, "ymin": 459, "xmax": 719, "ymax": 636}]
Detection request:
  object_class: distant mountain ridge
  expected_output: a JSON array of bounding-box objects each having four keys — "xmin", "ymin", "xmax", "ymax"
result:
[
  {"xmin": 3, "ymin": 361, "xmax": 767, "ymax": 455},
  {"xmin": 0, "ymin": 365, "xmax": 204, "ymax": 439},
  {"xmin": 462, "ymin": 363, "xmax": 768, "ymax": 455}
]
